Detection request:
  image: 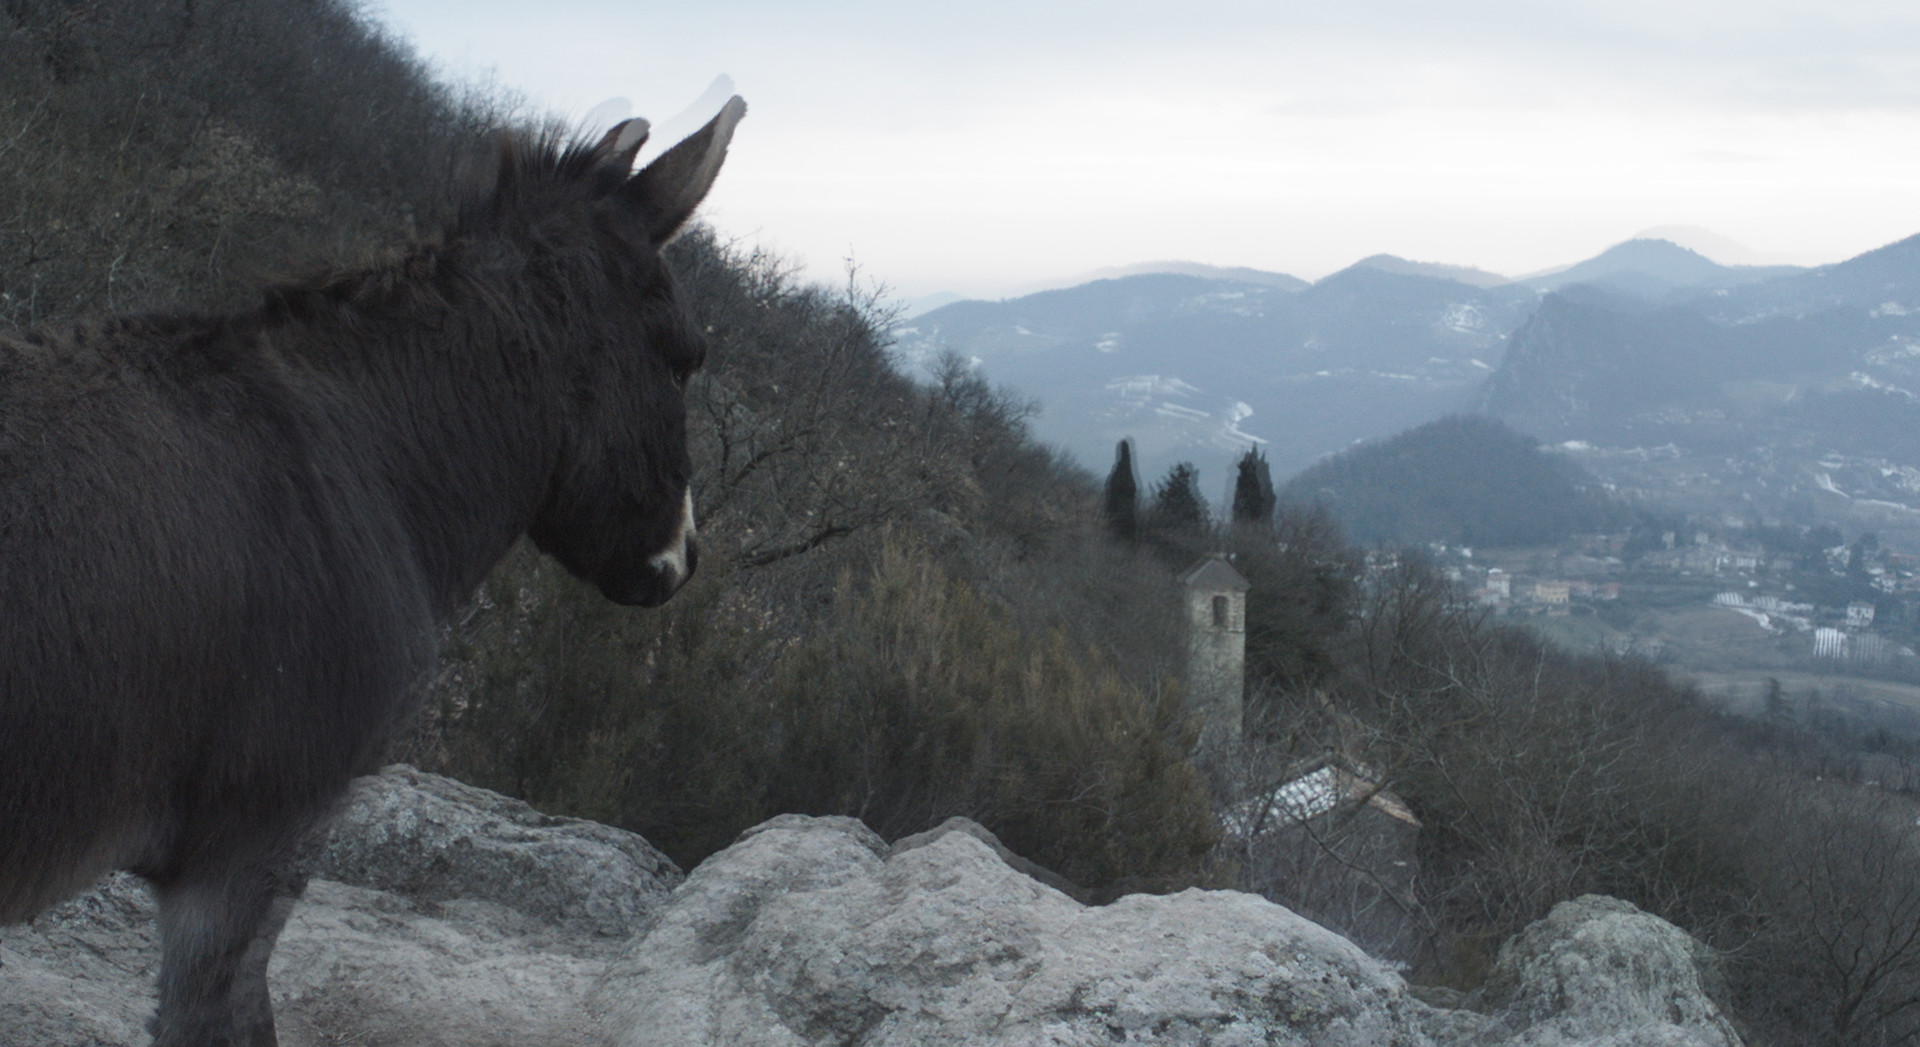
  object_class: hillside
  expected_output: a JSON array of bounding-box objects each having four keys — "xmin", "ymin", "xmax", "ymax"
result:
[
  {"xmin": 1480, "ymin": 235, "xmax": 1920, "ymax": 548},
  {"xmin": 1279, "ymin": 414, "xmax": 1630, "ymax": 546},
  {"xmin": 10, "ymin": 7, "xmax": 1920, "ymax": 1041},
  {"xmin": 0, "ymin": 0, "xmax": 496, "ymax": 330},
  {"xmin": 1517, "ymin": 238, "xmax": 1803, "ymax": 298},
  {"xmin": 896, "ymin": 236, "xmax": 1823, "ymax": 489},
  {"xmin": 897, "ymin": 267, "xmax": 1534, "ymax": 482}
]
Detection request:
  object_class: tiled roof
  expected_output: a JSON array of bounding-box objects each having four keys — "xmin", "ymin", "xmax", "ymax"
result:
[
  {"xmin": 1179, "ymin": 556, "xmax": 1250, "ymax": 592},
  {"xmin": 1220, "ymin": 764, "xmax": 1422, "ymax": 838}
]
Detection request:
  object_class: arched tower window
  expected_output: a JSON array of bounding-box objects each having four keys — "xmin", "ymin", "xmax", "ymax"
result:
[{"xmin": 1212, "ymin": 594, "xmax": 1229, "ymax": 628}]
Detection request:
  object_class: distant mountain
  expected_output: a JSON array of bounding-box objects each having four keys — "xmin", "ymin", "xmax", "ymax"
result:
[
  {"xmin": 1479, "ymin": 232, "xmax": 1920, "ymax": 546},
  {"xmin": 1279, "ymin": 415, "xmax": 1631, "ymax": 547},
  {"xmin": 1353, "ymin": 254, "xmax": 1509, "ymax": 288},
  {"xmin": 1631, "ymin": 225, "xmax": 1781, "ymax": 267},
  {"xmin": 900, "ymin": 291, "xmax": 967, "ymax": 318},
  {"xmin": 1485, "ymin": 241, "xmax": 1920, "ymax": 443},
  {"xmin": 1007, "ymin": 261, "xmax": 1310, "ymax": 297},
  {"xmin": 1479, "ymin": 288, "xmax": 1736, "ymax": 438},
  {"xmin": 1706, "ymin": 233, "xmax": 1920, "ymax": 322},
  {"xmin": 1517, "ymin": 239, "xmax": 1802, "ymax": 298},
  {"xmin": 895, "ymin": 268, "xmax": 1535, "ymax": 484},
  {"xmin": 892, "ymin": 233, "xmax": 1920, "ymax": 547}
]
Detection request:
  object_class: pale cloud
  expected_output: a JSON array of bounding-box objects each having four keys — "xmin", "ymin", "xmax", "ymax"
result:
[{"xmin": 369, "ymin": 0, "xmax": 1920, "ymax": 296}]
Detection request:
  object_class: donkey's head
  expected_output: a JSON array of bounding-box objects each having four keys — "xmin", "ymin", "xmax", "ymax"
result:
[{"xmin": 512, "ymin": 97, "xmax": 745, "ymax": 607}]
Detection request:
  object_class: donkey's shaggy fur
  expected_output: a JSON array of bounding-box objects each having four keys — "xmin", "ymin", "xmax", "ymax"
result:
[{"xmin": 0, "ymin": 97, "xmax": 744, "ymax": 1046}]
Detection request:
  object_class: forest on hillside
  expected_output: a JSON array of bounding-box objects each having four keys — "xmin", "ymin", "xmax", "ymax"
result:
[
  {"xmin": 1279, "ymin": 414, "xmax": 1636, "ymax": 547},
  {"xmin": 5, "ymin": 2, "xmax": 1920, "ymax": 1043}
]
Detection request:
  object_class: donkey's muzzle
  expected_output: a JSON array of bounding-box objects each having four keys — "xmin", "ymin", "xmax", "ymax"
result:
[
  {"xmin": 616, "ymin": 489, "xmax": 697, "ymax": 607},
  {"xmin": 622, "ymin": 535, "xmax": 696, "ymax": 607}
]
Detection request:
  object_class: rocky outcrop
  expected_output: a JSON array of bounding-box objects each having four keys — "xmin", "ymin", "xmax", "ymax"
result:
[
  {"xmin": 0, "ymin": 765, "xmax": 683, "ymax": 1047},
  {"xmin": 3, "ymin": 768, "xmax": 1742, "ymax": 1047},
  {"xmin": 594, "ymin": 814, "xmax": 1430, "ymax": 1046},
  {"xmin": 1461, "ymin": 895, "xmax": 1743, "ymax": 1047},
  {"xmin": 890, "ymin": 814, "xmax": 1085, "ymax": 900},
  {"xmin": 311, "ymin": 764, "xmax": 681, "ymax": 938},
  {"xmin": 594, "ymin": 816, "xmax": 1743, "ymax": 1047}
]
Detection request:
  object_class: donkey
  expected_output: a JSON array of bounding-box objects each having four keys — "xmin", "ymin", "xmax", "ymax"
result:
[{"xmin": 0, "ymin": 96, "xmax": 745, "ymax": 1046}]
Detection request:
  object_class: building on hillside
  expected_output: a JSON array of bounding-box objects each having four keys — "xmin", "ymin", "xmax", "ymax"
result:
[
  {"xmin": 1847, "ymin": 600, "xmax": 1877, "ymax": 631},
  {"xmin": 1853, "ymin": 633, "xmax": 1893, "ymax": 666},
  {"xmin": 1533, "ymin": 580, "xmax": 1570, "ymax": 605},
  {"xmin": 1558, "ymin": 554, "xmax": 1619, "ymax": 577},
  {"xmin": 1221, "ymin": 756, "xmax": 1422, "ymax": 964},
  {"xmin": 1181, "ymin": 555, "xmax": 1250, "ymax": 750}
]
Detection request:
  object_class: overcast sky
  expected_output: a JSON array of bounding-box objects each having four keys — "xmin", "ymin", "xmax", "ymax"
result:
[{"xmin": 369, "ymin": 1, "xmax": 1920, "ymax": 299}]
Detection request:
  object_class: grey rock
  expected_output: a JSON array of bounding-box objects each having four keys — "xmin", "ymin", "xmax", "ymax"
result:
[
  {"xmin": 594, "ymin": 814, "xmax": 1439, "ymax": 1047},
  {"xmin": 0, "ymin": 872, "xmax": 159, "ymax": 1047},
  {"xmin": 5, "ymin": 777, "xmax": 1742, "ymax": 1047},
  {"xmin": 1459, "ymin": 895, "xmax": 1742, "ymax": 1047},
  {"xmin": 268, "ymin": 879, "xmax": 615, "ymax": 1047},
  {"xmin": 595, "ymin": 818, "xmax": 1743, "ymax": 1047},
  {"xmin": 1, "ymin": 765, "xmax": 682, "ymax": 1047},
  {"xmin": 0, "ymin": 874, "xmax": 621, "ymax": 1047},
  {"xmin": 890, "ymin": 815, "xmax": 1084, "ymax": 901},
  {"xmin": 313, "ymin": 763, "xmax": 683, "ymax": 938}
]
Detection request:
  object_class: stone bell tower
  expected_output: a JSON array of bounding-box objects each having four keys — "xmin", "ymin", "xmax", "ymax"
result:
[{"xmin": 1179, "ymin": 554, "xmax": 1250, "ymax": 749}]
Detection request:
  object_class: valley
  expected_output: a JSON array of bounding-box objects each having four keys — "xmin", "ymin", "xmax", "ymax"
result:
[
  {"xmin": 903, "ymin": 231, "xmax": 1920, "ymax": 746},
  {"xmin": 899, "ymin": 232, "xmax": 1920, "ymax": 554}
]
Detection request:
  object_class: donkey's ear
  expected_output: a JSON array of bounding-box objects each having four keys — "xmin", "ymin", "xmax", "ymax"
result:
[
  {"xmin": 593, "ymin": 118, "xmax": 652, "ymax": 171},
  {"xmin": 624, "ymin": 95, "xmax": 746, "ymax": 243}
]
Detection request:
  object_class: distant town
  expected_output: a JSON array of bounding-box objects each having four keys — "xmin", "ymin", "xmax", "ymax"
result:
[{"xmin": 1412, "ymin": 518, "xmax": 1920, "ymax": 675}]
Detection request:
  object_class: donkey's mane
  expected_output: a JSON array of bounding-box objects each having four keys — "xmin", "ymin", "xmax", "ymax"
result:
[
  {"xmin": 455, "ymin": 125, "xmax": 635, "ymax": 234},
  {"xmin": 259, "ymin": 125, "xmax": 636, "ymax": 334}
]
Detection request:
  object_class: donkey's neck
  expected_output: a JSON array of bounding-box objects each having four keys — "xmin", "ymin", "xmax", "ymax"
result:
[{"xmin": 265, "ymin": 260, "xmax": 569, "ymax": 619}]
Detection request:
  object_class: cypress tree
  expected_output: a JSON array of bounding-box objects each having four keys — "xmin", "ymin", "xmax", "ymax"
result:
[
  {"xmin": 1103, "ymin": 438, "xmax": 1139, "ymax": 541},
  {"xmin": 1231, "ymin": 446, "xmax": 1275, "ymax": 529}
]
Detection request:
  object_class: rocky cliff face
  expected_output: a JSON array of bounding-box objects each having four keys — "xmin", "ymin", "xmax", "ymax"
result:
[{"xmin": 1, "ymin": 766, "xmax": 1742, "ymax": 1047}]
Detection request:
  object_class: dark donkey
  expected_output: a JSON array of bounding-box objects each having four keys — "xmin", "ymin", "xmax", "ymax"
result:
[{"xmin": 0, "ymin": 97, "xmax": 745, "ymax": 1045}]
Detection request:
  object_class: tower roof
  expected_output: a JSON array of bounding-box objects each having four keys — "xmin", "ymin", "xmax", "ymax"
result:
[{"xmin": 1179, "ymin": 556, "xmax": 1250, "ymax": 593}]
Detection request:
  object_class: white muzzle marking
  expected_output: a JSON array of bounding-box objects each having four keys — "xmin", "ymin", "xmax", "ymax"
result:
[{"xmin": 647, "ymin": 489, "xmax": 697, "ymax": 584}]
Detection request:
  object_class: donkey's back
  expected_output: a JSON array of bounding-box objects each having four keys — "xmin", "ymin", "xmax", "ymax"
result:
[{"xmin": 0, "ymin": 314, "xmax": 431, "ymax": 924}]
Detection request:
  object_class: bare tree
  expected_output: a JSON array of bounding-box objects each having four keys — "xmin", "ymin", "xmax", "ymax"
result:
[{"xmin": 1743, "ymin": 789, "xmax": 1920, "ymax": 1046}]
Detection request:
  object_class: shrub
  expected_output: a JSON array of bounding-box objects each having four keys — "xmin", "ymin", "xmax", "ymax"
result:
[
  {"xmin": 419, "ymin": 536, "xmax": 1215, "ymax": 896},
  {"xmin": 763, "ymin": 538, "xmax": 1216, "ymax": 894}
]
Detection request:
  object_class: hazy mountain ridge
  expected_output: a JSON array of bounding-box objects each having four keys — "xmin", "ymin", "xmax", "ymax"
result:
[
  {"xmin": 896, "ymin": 267, "xmax": 1534, "ymax": 482},
  {"xmin": 1480, "ymin": 234, "xmax": 1920, "ymax": 547},
  {"xmin": 1517, "ymin": 238, "xmax": 1804, "ymax": 298},
  {"xmin": 1032, "ymin": 260, "xmax": 1312, "ymax": 294},
  {"xmin": 1353, "ymin": 253, "xmax": 1511, "ymax": 288},
  {"xmin": 1705, "ymin": 232, "xmax": 1920, "ymax": 322},
  {"xmin": 897, "ymin": 233, "xmax": 1920, "ymax": 549}
]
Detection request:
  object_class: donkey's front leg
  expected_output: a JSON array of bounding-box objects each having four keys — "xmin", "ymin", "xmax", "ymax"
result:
[{"xmin": 148, "ymin": 862, "xmax": 307, "ymax": 1047}]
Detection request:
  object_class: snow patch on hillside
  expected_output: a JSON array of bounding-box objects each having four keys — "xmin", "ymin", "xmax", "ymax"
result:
[
  {"xmin": 1106, "ymin": 375, "xmax": 1202, "ymax": 403},
  {"xmin": 1442, "ymin": 302, "xmax": 1485, "ymax": 333},
  {"xmin": 1220, "ymin": 402, "xmax": 1266, "ymax": 447},
  {"xmin": 1851, "ymin": 371, "xmax": 1919, "ymax": 401}
]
